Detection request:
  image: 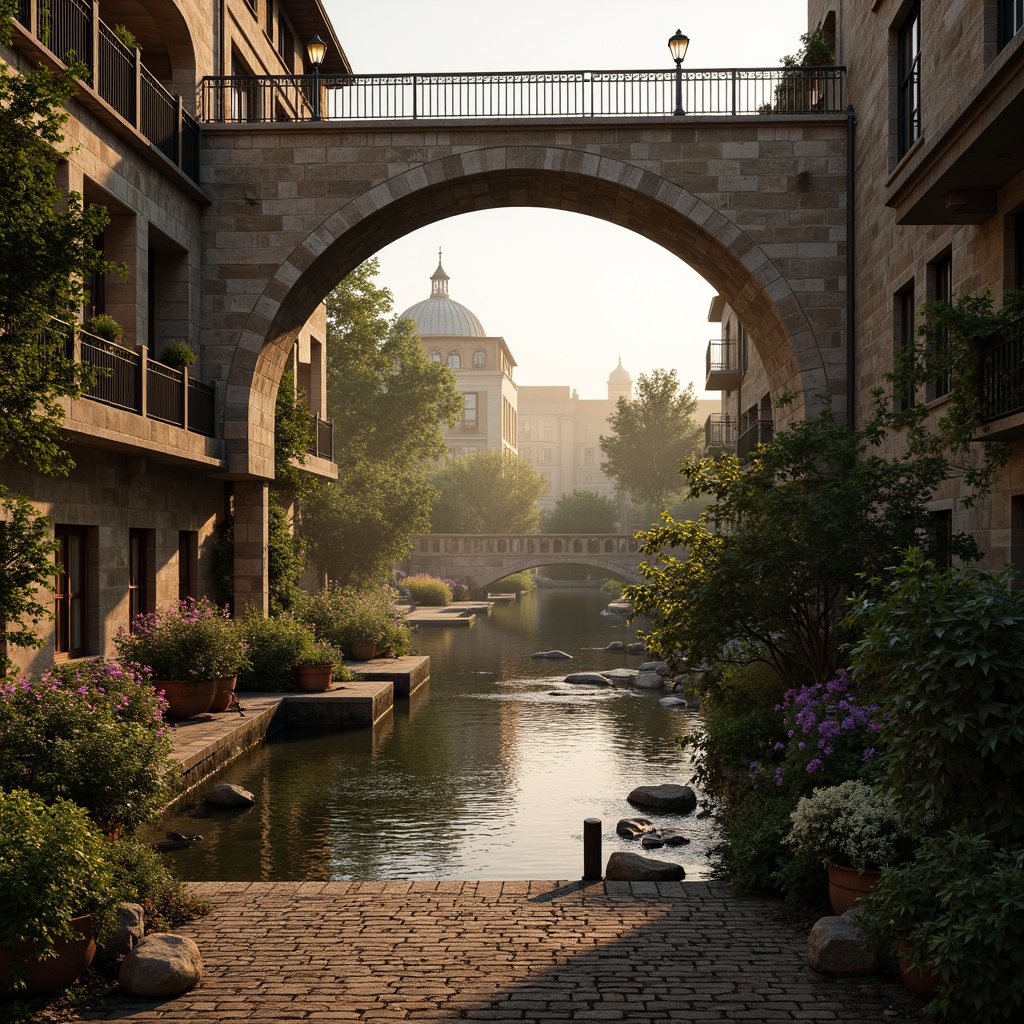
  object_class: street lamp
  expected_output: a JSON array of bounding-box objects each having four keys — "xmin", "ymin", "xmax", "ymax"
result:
[
  {"xmin": 668, "ymin": 29, "xmax": 689, "ymax": 116},
  {"xmin": 306, "ymin": 35, "xmax": 327, "ymax": 121}
]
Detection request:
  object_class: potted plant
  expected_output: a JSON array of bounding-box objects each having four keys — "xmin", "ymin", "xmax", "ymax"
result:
[
  {"xmin": 0, "ymin": 790, "xmax": 119, "ymax": 994},
  {"xmin": 158, "ymin": 340, "xmax": 197, "ymax": 370},
  {"xmin": 785, "ymin": 779, "xmax": 914, "ymax": 914},
  {"xmin": 299, "ymin": 585, "xmax": 412, "ymax": 661},
  {"xmin": 114, "ymin": 597, "xmax": 249, "ymax": 719},
  {"xmin": 84, "ymin": 313, "xmax": 124, "ymax": 346},
  {"xmin": 295, "ymin": 638, "xmax": 343, "ymax": 692}
]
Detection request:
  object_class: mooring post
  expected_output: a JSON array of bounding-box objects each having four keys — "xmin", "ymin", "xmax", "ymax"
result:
[{"xmin": 583, "ymin": 817, "xmax": 602, "ymax": 881}]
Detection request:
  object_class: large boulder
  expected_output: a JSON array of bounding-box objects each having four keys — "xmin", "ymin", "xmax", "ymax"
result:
[
  {"xmin": 807, "ymin": 914, "xmax": 877, "ymax": 974},
  {"xmin": 627, "ymin": 784, "xmax": 697, "ymax": 813},
  {"xmin": 605, "ymin": 852, "xmax": 685, "ymax": 881},
  {"xmin": 563, "ymin": 672, "xmax": 610, "ymax": 685},
  {"xmin": 119, "ymin": 933, "xmax": 204, "ymax": 997},
  {"xmin": 205, "ymin": 783, "xmax": 255, "ymax": 807},
  {"xmin": 658, "ymin": 696, "xmax": 689, "ymax": 709},
  {"xmin": 634, "ymin": 672, "xmax": 665, "ymax": 690}
]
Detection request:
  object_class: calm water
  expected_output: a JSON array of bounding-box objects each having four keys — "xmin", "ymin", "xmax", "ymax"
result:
[{"xmin": 157, "ymin": 589, "xmax": 716, "ymax": 881}]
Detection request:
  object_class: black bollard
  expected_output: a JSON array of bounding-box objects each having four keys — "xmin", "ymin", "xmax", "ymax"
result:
[{"xmin": 583, "ymin": 817, "xmax": 602, "ymax": 881}]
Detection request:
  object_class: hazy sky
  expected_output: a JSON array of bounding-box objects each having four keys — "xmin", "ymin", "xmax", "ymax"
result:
[{"xmin": 321, "ymin": 1, "xmax": 810, "ymax": 399}]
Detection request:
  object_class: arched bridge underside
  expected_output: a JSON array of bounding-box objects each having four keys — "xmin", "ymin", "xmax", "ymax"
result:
[
  {"xmin": 408, "ymin": 534, "xmax": 649, "ymax": 594},
  {"xmin": 199, "ymin": 116, "xmax": 849, "ymax": 479}
]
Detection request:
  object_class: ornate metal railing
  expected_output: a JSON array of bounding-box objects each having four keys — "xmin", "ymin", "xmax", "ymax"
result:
[
  {"xmin": 146, "ymin": 359, "xmax": 185, "ymax": 426},
  {"xmin": 414, "ymin": 534, "xmax": 642, "ymax": 556},
  {"xmin": 79, "ymin": 330, "xmax": 142, "ymax": 412},
  {"xmin": 980, "ymin": 321, "xmax": 1024, "ymax": 421},
  {"xmin": 307, "ymin": 413, "xmax": 334, "ymax": 460},
  {"xmin": 200, "ymin": 66, "xmax": 847, "ymax": 123},
  {"xmin": 704, "ymin": 414, "xmax": 737, "ymax": 454},
  {"xmin": 12, "ymin": 1, "xmax": 200, "ymax": 183}
]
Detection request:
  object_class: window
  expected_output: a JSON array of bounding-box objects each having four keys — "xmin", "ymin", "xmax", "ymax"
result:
[
  {"xmin": 583, "ymin": 448, "xmax": 595, "ymax": 466},
  {"xmin": 128, "ymin": 530, "xmax": 150, "ymax": 626},
  {"xmin": 929, "ymin": 254, "xmax": 952, "ymax": 400},
  {"xmin": 925, "ymin": 509, "xmax": 953, "ymax": 567},
  {"xmin": 999, "ymin": 0, "xmax": 1024, "ymax": 51},
  {"xmin": 429, "ymin": 350, "xmax": 441, "ymax": 364},
  {"xmin": 462, "ymin": 393, "xmax": 478, "ymax": 430},
  {"xmin": 277, "ymin": 17, "xmax": 295, "ymax": 72},
  {"xmin": 447, "ymin": 351, "xmax": 461, "ymax": 370},
  {"xmin": 473, "ymin": 350, "xmax": 486, "ymax": 368},
  {"xmin": 895, "ymin": 285, "xmax": 915, "ymax": 412},
  {"xmin": 54, "ymin": 527, "xmax": 87, "ymax": 658},
  {"xmin": 898, "ymin": 2, "xmax": 921, "ymax": 159},
  {"xmin": 521, "ymin": 419, "xmax": 532, "ymax": 438},
  {"xmin": 540, "ymin": 447, "xmax": 552, "ymax": 465},
  {"xmin": 1012, "ymin": 496, "xmax": 1024, "ymax": 591},
  {"xmin": 1015, "ymin": 211, "xmax": 1024, "ymax": 291},
  {"xmin": 541, "ymin": 419, "xmax": 551, "ymax": 440},
  {"xmin": 178, "ymin": 531, "xmax": 197, "ymax": 602}
]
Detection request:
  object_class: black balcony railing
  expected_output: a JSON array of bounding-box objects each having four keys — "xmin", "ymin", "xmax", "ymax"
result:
[
  {"xmin": 146, "ymin": 359, "xmax": 185, "ymax": 427},
  {"xmin": 981, "ymin": 322, "xmax": 1024, "ymax": 421},
  {"xmin": 704, "ymin": 413, "xmax": 737, "ymax": 454},
  {"xmin": 308, "ymin": 413, "xmax": 334, "ymax": 461},
  {"xmin": 12, "ymin": 2, "xmax": 200, "ymax": 183},
  {"xmin": 187, "ymin": 378, "xmax": 216, "ymax": 436},
  {"xmin": 737, "ymin": 419, "xmax": 774, "ymax": 460},
  {"xmin": 200, "ymin": 65, "xmax": 847, "ymax": 124},
  {"xmin": 79, "ymin": 330, "xmax": 142, "ymax": 412}
]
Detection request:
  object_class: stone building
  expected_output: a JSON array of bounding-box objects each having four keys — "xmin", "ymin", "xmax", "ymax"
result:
[
  {"xmin": 398, "ymin": 258, "xmax": 518, "ymax": 457},
  {"xmin": 1, "ymin": 1, "xmax": 342, "ymax": 674}
]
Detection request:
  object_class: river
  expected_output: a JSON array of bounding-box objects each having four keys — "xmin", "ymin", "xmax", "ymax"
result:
[{"xmin": 156, "ymin": 588, "xmax": 716, "ymax": 881}]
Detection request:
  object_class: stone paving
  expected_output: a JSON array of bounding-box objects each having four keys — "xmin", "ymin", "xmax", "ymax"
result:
[{"xmin": 81, "ymin": 879, "xmax": 927, "ymax": 1023}]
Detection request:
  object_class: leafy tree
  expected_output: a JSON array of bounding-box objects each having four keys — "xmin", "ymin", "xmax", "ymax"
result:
[
  {"xmin": 430, "ymin": 450, "xmax": 545, "ymax": 533},
  {"xmin": 0, "ymin": 4, "xmax": 120, "ymax": 476},
  {"xmin": 273, "ymin": 367, "xmax": 315, "ymax": 501},
  {"xmin": 627, "ymin": 401, "xmax": 983, "ymax": 686},
  {"xmin": 541, "ymin": 489, "xmax": 618, "ymax": 533},
  {"xmin": 300, "ymin": 259, "xmax": 462, "ymax": 585},
  {"xmin": 599, "ymin": 369, "xmax": 703, "ymax": 513}
]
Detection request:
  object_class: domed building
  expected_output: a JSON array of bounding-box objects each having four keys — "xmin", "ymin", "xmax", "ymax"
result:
[{"xmin": 399, "ymin": 256, "xmax": 518, "ymax": 458}]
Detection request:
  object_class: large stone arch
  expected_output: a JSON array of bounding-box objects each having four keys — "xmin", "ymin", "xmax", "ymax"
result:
[
  {"xmin": 223, "ymin": 145, "xmax": 832, "ymax": 478},
  {"xmin": 469, "ymin": 558, "xmax": 645, "ymax": 596}
]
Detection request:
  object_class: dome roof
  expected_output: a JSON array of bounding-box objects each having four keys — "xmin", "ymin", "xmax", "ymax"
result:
[
  {"xmin": 608, "ymin": 357, "xmax": 632, "ymax": 384},
  {"xmin": 399, "ymin": 256, "xmax": 486, "ymax": 338}
]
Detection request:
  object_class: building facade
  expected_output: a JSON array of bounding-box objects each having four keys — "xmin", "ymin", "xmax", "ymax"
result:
[{"xmin": 1, "ymin": 1, "xmax": 343, "ymax": 674}]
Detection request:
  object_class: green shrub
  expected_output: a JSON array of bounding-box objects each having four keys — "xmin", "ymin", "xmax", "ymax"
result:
[
  {"xmin": 0, "ymin": 660, "xmax": 176, "ymax": 832},
  {"xmin": 492, "ymin": 571, "xmax": 535, "ymax": 593},
  {"xmin": 862, "ymin": 829, "xmax": 1024, "ymax": 1023},
  {"xmin": 299, "ymin": 585, "xmax": 411, "ymax": 658},
  {"xmin": 402, "ymin": 574, "xmax": 451, "ymax": 606},
  {"xmin": 84, "ymin": 313, "xmax": 123, "ymax": 342},
  {"xmin": 237, "ymin": 611, "xmax": 318, "ymax": 691},
  {"xmin": 158, "ymin": 340, "xmax": 196, "ymax": 368}
]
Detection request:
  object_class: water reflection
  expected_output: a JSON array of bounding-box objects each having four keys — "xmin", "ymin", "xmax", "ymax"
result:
[{"xmin": 157, "ymin": 589, "xmax": 715, "ymax": 880}]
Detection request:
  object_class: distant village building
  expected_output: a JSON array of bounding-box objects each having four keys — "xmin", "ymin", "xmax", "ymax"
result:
[{"xmin": 399, "ymin": 257, "xmax": 518, "ymax": 457}]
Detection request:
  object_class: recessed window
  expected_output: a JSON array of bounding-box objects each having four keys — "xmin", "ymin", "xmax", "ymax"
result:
[
  {"xmin": 447, "ymin": 351, "xmax": 461, "ymax": 370},
  {"xmin": 473, "ymin": 350, "xmax": 486, "ymax": 368},
  {"xmin": 897, "ymin": 2, "xmax": 921, "ymax": 159},
  {"xmin": 54, "ymin": 526, "xmax": 87, "ymax": 659},
  {"xmin": 895, "ymin": 285, "xmax": 915, "ymax": 412},
  {"xmin": 928, "ymin": 254, "xmax": 952, "ymax": 401},
  {"xmin": 178, "ymin": 531, "xmax": 197, "ymax": 602},
  {"xmin": 463, "ymin": 393, "xmax": 478, "ymax": 430},
  {"xmin": 999, "ymin": 0, "xmax": 1024, "ymax": 51}
]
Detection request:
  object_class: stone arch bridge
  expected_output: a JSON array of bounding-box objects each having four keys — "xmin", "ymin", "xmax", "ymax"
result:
[
  {"xmin": 194, "ymin": 66, "xmax": 851, "ymax": 611},
  {"xmin": 407, "ymin": 534, "xmax": 648, "ymax": 595}
]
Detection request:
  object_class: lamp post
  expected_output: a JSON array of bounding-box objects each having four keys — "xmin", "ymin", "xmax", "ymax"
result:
[
  {"xmin": 306, "ymin": 35, "xmax": 327, "ymax": 121},
  {"xmin": 668, "ymin": 29, "xmax": 689, "ymax": 116}
]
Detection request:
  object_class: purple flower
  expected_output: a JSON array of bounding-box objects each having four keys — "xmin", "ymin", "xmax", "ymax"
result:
[{"xmin": 806, "ymin": 758, "xmax": 823, "ymax": 774}]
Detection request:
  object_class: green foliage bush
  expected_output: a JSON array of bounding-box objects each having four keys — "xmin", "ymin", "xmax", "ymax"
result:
[
  {"xmin": 402, "ymin": 574, "xmax": 452, "ymax": 606},
  {"xmin": 84, "ymin": 313, "xmax": 123, "ymax": 342},
  {"xmin": 158, "ymin": 341, "xmax": 196, "ymax": 368},
  {"xmin": 0, "ymin": 790, "xmax": 120, "ymax": 987},
  {"xmin": 0, "ymin": 660, "xmax": 176, "ymax": 832},
  {"xmin": 299, "ymin": 585, "xmax": 411, "ymax": 658},
  {"xmin": 492, "ymin": 571, "xmax": 535, "ymax": 594},
  {"xmin": 862, "ymin": 829, "xmax": 1024, "ymax": 1024},
  {"xmin": 237, "ymin": 611, "xmax": 319, "ymax": 691}
]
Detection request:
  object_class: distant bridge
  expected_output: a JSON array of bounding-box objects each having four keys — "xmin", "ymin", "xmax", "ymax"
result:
[{"xmin": 406, "ymin": 534, "xmax": 647, "ymax": 594}]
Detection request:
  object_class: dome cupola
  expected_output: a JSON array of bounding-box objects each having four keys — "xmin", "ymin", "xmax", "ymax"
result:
[{"xmin": 399, "ymin": 252, "xmax": 486, "ymax": 338}]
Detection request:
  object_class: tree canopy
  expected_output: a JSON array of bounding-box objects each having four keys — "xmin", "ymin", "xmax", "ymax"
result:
[
  {"xmin": 541, "ymin": 489, "xmax": 618, "ymax": 534},
  {"xmin": 300, "ymin": 259, "xmax": 463, "ymax": 586},
  {"xmin": 430, "ymin": 450, "xmax": 545, "ymax": 534},
  {"xmin": 0, "ymin": 5, "xmax": 119, "ymax": 476},
  {"xmin": 599, "ymin": 368, "xmax": 703, "ymax": 513}
]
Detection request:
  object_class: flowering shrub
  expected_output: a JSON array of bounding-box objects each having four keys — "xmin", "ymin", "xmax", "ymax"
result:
[
  {"xmin": 0, "ymin": 659, "xmax": 176, "ymax": 831},
  {"xmin": 402, "ymin": 574, "xmax": 452, "ymax": 606},
  {"xmin": 785, "ymin": 780, "xmax": 913, "ymax": 872},
  {"xmin": 769, "ymin": 668, "xmax": 882, "ymax": 795},
  {"xmin": 114, "ymin": 597, "xmax": 248, "ymax": 682},
  {"xmin": 299, "ymin": 585, "xmax": 411, "ymax": 657}
]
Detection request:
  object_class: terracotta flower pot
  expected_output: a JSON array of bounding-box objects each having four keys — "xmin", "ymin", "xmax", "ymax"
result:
[
  {"xmin": 296, "ymin": 665, "xmax": 333, "ymax": 692},
  {"xmin": 210, "ymin": 674, "xmax": 238, "ymax": 712},
  {"xmin": 826, "ymin": 863, "xmax": 882, "ymax": 916},
  {"xmin": 0, "ymin": 915, "xmax": 96, "ymax": 995},
  {"xmin": 154, "ymin": 678, "xmax": 218, "ymax": 720},
  {"xmin": 896, "ymin": 942, "xmax": 943, "ymax": 998},
  {"xmin": 348, "ymin": 640, "xmax": 377, "ymax": 662}
]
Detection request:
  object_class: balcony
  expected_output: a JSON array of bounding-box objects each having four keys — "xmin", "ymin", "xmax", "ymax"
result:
[
  {"xmin": 705, "ymin": 339, "xmax": 741, "ymax": 391},
  {"xmin": 704, "ymin": 414, "xmax": 737, "ymax": 456},
  {"xmin": 308, "ymin": 413, "xmax": 334, "ymax": 461},
  {"xmin": 12, "ymin": 1, "xmax": 200, "ymax": 183},
  {"xmin": 737, "ymin": 419, "xmax": 774, "ymax": 460},
  {"xmin": 979, "ymin": 320, "xmax": 1024, "ymax": 439},
  {"xmin": 44, "ymin": 319, "xmax": 215, "ymax": 436}
]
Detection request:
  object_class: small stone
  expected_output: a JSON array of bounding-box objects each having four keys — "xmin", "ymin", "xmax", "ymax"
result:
[
  {"xmin": 605, "ymin": 852, "xmax": 685, "ymax": 881},
  {"xmin": 530, "ymin": 650, "xmax": 573, "ymax": 660},
  {"xmin": 634, "ymin": 672, "xmax": 665, "ymax": 690},
  {"xmin": 604, "ymin": 641, "xmax": 625, "ymax": 651},
  {"xmin": 625, "ymin": 642, "xmax": 647, "ymax": 655},
  {"xmin": 807, "ymin": 916, "xmax": 878, "ymax": 975},
  {"xmin": 628, "ymin": 784, "xmax": 698, "ymax": 813},
  {"xmin": 119, "ymin": 933, "xmax": 204, "ymax": 997},
  {"xmin": 637, "ymin": 661, "xmax": 668, "ymax": 673},
  {"xmin": 102, "ymin": 903, "xmax": 144, "ymax": 959},
  {"xmin": 662, "ymin": 831, "xmax": 691, "ymax": 846},
  {"xmin": 615, "ymin": 817, "xmax": 656, "ymax": 838},
  {"xmin": 641, "ymin": 835, "xmax": 665, "ymax": 849},
  {"xmin": 205, "ymin": 783, "xmax": 255, "ymax": 807},
  {"xmin": 658, "ymin": 696, "xmax": 688, "ymax": 708},
  {"xmin": 563, "ymin": 672, "xmax": 610, "ymax": 685}
]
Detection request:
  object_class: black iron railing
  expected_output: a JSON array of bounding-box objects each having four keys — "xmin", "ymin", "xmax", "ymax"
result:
[
  {"xmin": 737, "ymin": 419, "xmax": 774, "ymax": 460},
  {"xmin": 704, "ymin": 413, "xmax": 737, "ymax": 454},
  {"xmin": 199, "ymin": 65, "xmax": 847, "ymax": 123},
  {"xmin": 187, "ymin": 378, "xmax": 216, "ymax": 436},
  {"xmin": 981, "ymin": 322, "xmax": 1024, "ymax": 421},
  {"xmin": 146, "ymin": 359, "xmax": 185, "ymax": 427},
  {"xmin": 308, "ymin": 413, "xmax": 334, "ymax": 460},
  {"xmin": 12, "ymin": 1, "xmax": 200, "ymax": 183},
  {"xmin": 79, "ymin": 330, "xmax": 142, "ymax": 412}
]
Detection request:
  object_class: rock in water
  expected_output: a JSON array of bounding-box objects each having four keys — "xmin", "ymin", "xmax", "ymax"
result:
[
  {"xmin": 563, "ymin": 672, "xmax": 609, "ymax": 685},
  {"xmin": 641, "ymin": 835, "xmax": 665, "ymax": 849},
  {"xmin": 119, "ymin": 934, "xmax": 204, "ymax": 997},
  {"xmin": 205, "ymin": 782, "xmax": 256, "ymax": 807},
  {"xmin": 627, "ymin": 784, "xmax": 697, "ymax": 813},
  {"xmin": 605, "ymin": 852, "xmax": 685, "ymax": 881},
  {"xmin": 530, "ymin": 650, "xmax": 573, "ymax": 660},
  {"xmin": 615, "ymin": 817, "xmax": 657, "ymax": 838},
  {"xmin": 634, "ymin": 672, "xmax": 665, "ymax": 690},
  {"xmin": 658, "ymin": 696, "xmax": 689, "ymax": 709}
]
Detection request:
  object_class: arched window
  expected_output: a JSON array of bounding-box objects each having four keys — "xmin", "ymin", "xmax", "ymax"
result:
[
  {"xmin": 447, "ymin": 351, "xmax": 462, "ymax": 369},
  {"xmin": 429, "ymin": 350, "xmax": 441, "ymax": 364},
  {"xmin": 473, "ymin": 349, "xmax": 486, "ymax": 368}
]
